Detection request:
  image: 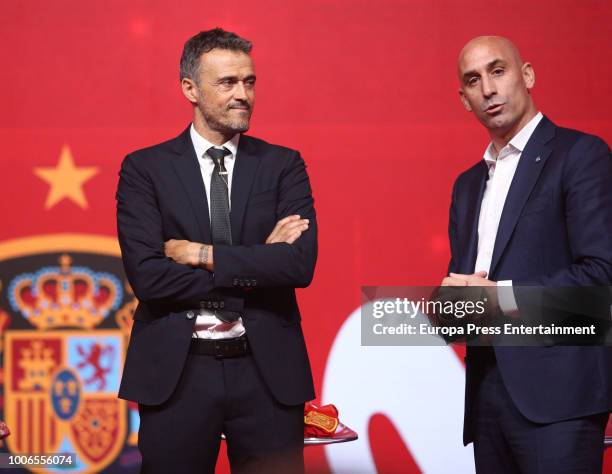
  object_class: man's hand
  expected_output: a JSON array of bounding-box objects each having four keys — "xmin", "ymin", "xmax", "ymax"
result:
[
  {"xmin": 164, "ymin": 239, "xmax": 203, "ymax": 267},
  {"xmin": 441, "ymin": 271, "xmax": 499, "ymax": 310},
  {"xmin": 266, "ymin": 215, "xmax": 309, "ymax": 244},
  {"xmin": 441, "ymin": 271, "xmax": 494, "ymax": 287}
]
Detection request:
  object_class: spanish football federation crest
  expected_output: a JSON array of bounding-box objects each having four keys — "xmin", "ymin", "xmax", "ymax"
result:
[{"xmin": 0, "ymin": 234, "xmax": 140, "ymax": 473}]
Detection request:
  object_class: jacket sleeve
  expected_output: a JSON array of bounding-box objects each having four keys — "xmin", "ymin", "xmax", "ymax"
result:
[
  {"xmin": 212, "ymin": 151, "xmax": 318, "ymax": 288},
  {"xmin": 116, "ymin": 153, "xmax": 216, "ymax": 307},
  {"xmin": 447, "ymin": 178, "xmax": 460, "ymax": 275}
]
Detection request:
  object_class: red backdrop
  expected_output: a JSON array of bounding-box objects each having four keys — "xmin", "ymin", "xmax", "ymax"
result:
[{"xmin": 1, "ymin": 1, "xmax": 610, "ymax": 472}]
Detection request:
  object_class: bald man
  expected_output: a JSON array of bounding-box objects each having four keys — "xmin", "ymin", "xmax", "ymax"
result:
[{"xmin": 443, "ymin": 36, "xmax": 612, "ymax": 472}]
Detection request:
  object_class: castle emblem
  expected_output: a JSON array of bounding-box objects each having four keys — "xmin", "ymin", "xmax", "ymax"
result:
[{"xmin": 0, "ymin": 236, "xmax": 136, "ymax": 474}]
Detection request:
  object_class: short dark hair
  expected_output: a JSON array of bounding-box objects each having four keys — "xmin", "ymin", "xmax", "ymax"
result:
[{"xmin": 180, "ymin": 28, "xmax": 252, "ymax": 83}]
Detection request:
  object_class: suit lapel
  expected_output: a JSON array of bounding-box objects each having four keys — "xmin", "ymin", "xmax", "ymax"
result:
[
  {"xmin": 170, "ymin": 126, "xmax": 211, "ymax": 244},
  {"xmin": 461, "ymin": 162, "xmax": 488, "ymax": 274},
  {"xmin": 489, "ymin": 117, "xmax": 555, "ymax": 276},
  {"xmin": 230, "ymin": 136, "xmax": 262, "ymax": 244}
]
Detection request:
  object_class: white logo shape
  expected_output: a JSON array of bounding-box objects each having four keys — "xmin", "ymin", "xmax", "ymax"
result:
[{"xmin": 322, "ymin": 301, "xmax": 475, "ymax": 473}]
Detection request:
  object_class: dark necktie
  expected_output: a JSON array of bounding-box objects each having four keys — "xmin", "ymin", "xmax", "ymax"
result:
[
  {"xmin": 208, "ymin": 147, "xmax": 232, "ymax": 245},
  {"xmin": 207, "ymin": 146, "xmax": 240, "ymax": 323}
]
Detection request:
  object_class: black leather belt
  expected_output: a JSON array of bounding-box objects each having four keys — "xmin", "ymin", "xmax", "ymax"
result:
[{"xmin": 189, "ymin": 335, "xmax": 250, "ymax": 358}]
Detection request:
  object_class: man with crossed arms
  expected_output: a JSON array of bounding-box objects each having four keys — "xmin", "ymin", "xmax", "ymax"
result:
[{"xmin": 117, "ymin": 28, "xmax": 317, "ymax": 474}]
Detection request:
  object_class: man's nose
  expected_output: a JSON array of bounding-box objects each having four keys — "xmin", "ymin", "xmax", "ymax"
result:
[
  {"xmin": 233, "ymin": 81, "xmax": 248, "ymax": 100},
  {"xmin": 480, "ymin": 76, "xmax": 496, "ymax": 98}
]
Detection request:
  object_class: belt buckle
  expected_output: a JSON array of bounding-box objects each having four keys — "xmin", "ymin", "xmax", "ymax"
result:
[{"xmin": 213, "ymin": 342, "xmax": 225, "ymax": 359}]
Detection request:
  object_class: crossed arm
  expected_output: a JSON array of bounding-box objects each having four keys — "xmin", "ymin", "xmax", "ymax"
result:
[
  {"xmin": 117, "ymin": 150, "xmax": 317, "ymax": 308},
  {"xmin": 164, "ymin": 214, "xmax": 310, "ymax": 271}
]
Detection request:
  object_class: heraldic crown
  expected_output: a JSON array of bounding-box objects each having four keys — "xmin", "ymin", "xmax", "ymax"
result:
[{"xmin": 8, "ymin": 254, "xmax": 123, "ymax": 330}]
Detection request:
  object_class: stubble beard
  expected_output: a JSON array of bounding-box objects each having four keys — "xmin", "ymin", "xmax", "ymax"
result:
[
  {"xmin": 224, "ymin": 115, "xmax": 250, "ymax": 134},
  {"xmin": 202, "ymin": 105, "xmax": 251, "ymax": 136}
]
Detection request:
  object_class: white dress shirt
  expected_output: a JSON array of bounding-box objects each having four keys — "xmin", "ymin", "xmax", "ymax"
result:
[
  {"xmin": 474, "ymin": 112, "xmax": 543, "ymax": 313},
  {"xmin": 189, "ymin": 124, "xmax": 246, "ymax": 339}
]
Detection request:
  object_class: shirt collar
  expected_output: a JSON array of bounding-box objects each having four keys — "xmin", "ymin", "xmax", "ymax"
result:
[
  {"xmin": 190, "ymin": 123, "xmax": 240, "ymax": 160},
  {"xmin": 483, "ymin": 111, "xmax": 543, "ymax": 165}
]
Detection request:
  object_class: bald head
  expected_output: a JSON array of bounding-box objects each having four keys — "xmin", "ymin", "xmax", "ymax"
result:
[
  {"xmin": 456, "ymin": 36, "xmax": 537, "ymax": 148},
  {"xmin": 458, "ymin": 36, "xmax": 524, "ymax": 82}
]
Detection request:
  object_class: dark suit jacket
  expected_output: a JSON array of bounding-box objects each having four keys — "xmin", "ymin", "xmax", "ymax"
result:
[
  {"xmin": 448, "ymin": 116, "xmax": 612, "ymax": 444},
  {"xmin": 116, "ymin": 126, "xmax": 317, "ymax": 407}
]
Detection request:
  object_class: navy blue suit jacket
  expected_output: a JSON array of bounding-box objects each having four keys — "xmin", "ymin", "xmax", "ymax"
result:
[
  {"xmin": 448, "ymin": 116, "xmax": 612, "ymax": 444},
  {"xmin": 116, "ymin": 126, "xmax": 317, "ymax": 406}
]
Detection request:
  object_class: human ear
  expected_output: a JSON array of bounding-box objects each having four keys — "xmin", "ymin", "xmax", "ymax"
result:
[
  {"xmin": 181, "ymin": 78, "xmax": 199, "ymax": 104},
  {"xmin": 459, "ymin": 89, "xmax": 472, "ymax": 112},
  {"xmin": 522, "ymin": 62, "xmax": 535, "ymax": 90}
]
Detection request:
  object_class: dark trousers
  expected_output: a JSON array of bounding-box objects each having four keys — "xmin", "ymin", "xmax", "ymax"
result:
[
  {"xmin": 137, "ymin": 351, "xmax": 305, "ymax": 474},
  {"xmin": 472, "ymin": 351, "xmax": 608, "ymax": 474}
]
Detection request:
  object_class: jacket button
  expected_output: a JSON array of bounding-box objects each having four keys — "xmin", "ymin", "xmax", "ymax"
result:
[
  {"xmin": 207, "ymin": 301, "xmax": 213, "ymax": 309},
  {"xmin": 213, "ymin": 302, "xmax": 219, "ymax": 309},
  {"xmin": 233, "ymin": 278, "xmax": 239, "ymax": 286},
  {"xmin": 186, "ymin": 311, "xmax": 195, "ymax": 320},
  {"xmin": 252, "ymin": 280, "xmax": 257, "ymax": 287},
  {"xmin": 219, "ymin": 301, "xmax": 225, "ymax": 309}
]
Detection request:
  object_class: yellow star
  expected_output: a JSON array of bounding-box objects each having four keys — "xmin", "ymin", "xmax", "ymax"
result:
[{"xmin": 34, "ymin": 145, "xmax": 99, "ymax": 209}]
